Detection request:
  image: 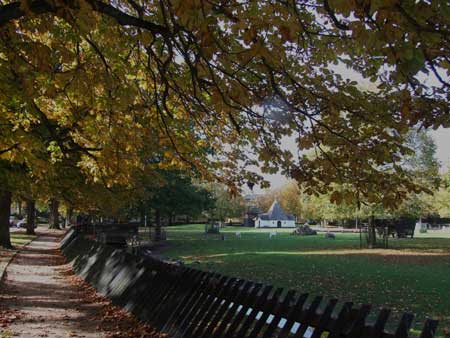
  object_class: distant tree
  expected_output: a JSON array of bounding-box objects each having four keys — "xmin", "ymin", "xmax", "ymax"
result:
[
  {"xmin": 133, "ymin": 170, "xmax": 214, "ymax": 241},
  {"xmin": 256, "ymin": 190, "xmax": 279, "ymax": 214},
  {"xmin": 395, "ymin": 130, "xmax": 441, "ymax": 219},
  {"xmin": 404, "ymin": 129, "xmax": 440, "ymax": 187},
  {"xmin": 203, "ymin": 183, "xmax": 245, "ymax": 223},
  {"xmin": 278, "ymin": 181, "xmax": 303, "ymax": 219},
  {"xmin": 434, "ymin": 170, "xmax": 450, "ymax": 217}
]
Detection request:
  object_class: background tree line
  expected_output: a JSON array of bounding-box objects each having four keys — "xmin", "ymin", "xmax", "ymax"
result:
[{"xmin": 257, "ymin": 130, "xmax": 449, "ymax": 225}]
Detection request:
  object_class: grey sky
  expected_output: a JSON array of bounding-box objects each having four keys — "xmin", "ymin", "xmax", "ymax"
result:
[{"xmin": 250, "ymin": 127, "xmax": 450, "ymax": 193}]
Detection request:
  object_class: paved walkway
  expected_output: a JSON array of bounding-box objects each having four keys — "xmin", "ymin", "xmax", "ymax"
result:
[{"xmin": 0, "ymin": 229, "xmax": 105, "ymax": 338}]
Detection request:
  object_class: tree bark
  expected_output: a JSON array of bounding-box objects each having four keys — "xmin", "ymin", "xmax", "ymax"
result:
[
  {"xmin": 0, "ymin": 190, "xmax": 12, "ymax": 248},
  {"xmin": 367, "ymin": 215, "xmax": 376, "ymax": 249},
  {"xmin": 154, "ymin": 209, "xmax": 161, "ymax": 242},
  {"xmin": 65, "ymin": 207, "xmax": 73, "ymax": 227},
  {"xmin": 17, "ymin": 200, "xmax": 22, "ymax": 218},
  {"xmin": 25, "ymin": 199, "xmax": 36, "ymax": 235},
  {"xmin": 48, "ymin": 198, "xmax": 60, "ymax": 229}
]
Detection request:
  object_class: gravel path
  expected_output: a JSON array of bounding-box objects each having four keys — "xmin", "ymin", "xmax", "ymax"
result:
[{"xmin": 0, "ymin": 229, "xmax": 104, "ymax": 338}]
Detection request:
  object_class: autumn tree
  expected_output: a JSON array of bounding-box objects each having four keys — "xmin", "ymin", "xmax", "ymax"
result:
[
  {"xmin": 203, "ymin": 182, "xmax": 245, "ymax": 222},
  {"xmin": 1, "ymin": 1, "xmax": 449, "ymax": 248},
  {"xmin": 130, "ymin": 170, "xmax": 214, "ymax": 241},
  {"xmin": 387, "ymin": 129, "xmax": 440, "ymax": 219}
]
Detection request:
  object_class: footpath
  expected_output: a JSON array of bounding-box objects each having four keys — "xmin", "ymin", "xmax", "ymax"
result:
[{"xmin": 0, "ymin": 228, "xmax": 161, "ymax": 338}]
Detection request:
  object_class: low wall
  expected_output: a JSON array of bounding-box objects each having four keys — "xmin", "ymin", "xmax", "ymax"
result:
[{"xmin": 60, "ymin": 229, "xmax": 439, "ymax": 338}]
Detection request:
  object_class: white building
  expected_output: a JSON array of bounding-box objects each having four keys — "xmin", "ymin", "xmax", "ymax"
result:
[{"xmin": 254, "ymin": 200, "xmax": 296, "ymax": 228}]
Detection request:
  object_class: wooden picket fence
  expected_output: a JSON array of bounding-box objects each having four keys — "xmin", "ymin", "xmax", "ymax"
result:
[{"xmin": 61, "ymin": 230, "xmax": 439, "ymax": 338}]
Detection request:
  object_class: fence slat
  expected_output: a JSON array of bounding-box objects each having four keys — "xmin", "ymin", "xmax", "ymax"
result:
[
  {"xmin": 200, "ymin": 279, "xmax": 244, "ymax": 338},
  {"xmin": 327, "ymin": 302, "xmax": 354, "ymax": 338},
  {"xmin": 292, "ymin": 296, "xmax": 323, "ymax": 338},
  {"xmin": 184, "ymin": 275, "xmax": 228, "ymax": 338},
  {"xmin": 176, "ymin": 273, "xmax": 220, "ymax": 337},
  {"xmin": 211, "ymin": 281, "xmax": 254, "ymax": 338},
  {"xmin": 133, "ymin": 269, "xmax": 166, "ymax": 321},
  {"xmin": 192, "ymin": 277, "xmax": 239, "ymax": 338},
  {"xmin": 347, "ymin": 304, "xmax": 372, "ymax": 338},
  {"xmin": 160, "ymin": 269, "xmax": 204, "ymax": 331},
  {"xmin": 310, "ymin": 298, "xmax": 338, "ymax": 338},
  {"xmin": 247, "ymin": 287, "xmax": 284, "ymax": 338},
  {"xmin": 155, "ymin": 269, "xmax": 201, "ymax": 326},
  {"xmin": 151, "ymin": 269, "xmax": 193, "ymax": 327},
  {"xmin": 369, "ymin": 308, "xmax": 391, "ymax": 338},
  {"xmin": 196, "ymin": 277, "xmax": 238, "ymax": 338},
  {"xmin": 263, "ymin": 290, "xmax": 296, "ymax": 338},
  {"xmin": 394, "ymin": 313, "xmax": 415, "ymax": 338},
  {"xmin": 222, "ymin": 282, "xmax": 264, "ymax": 338},
  {"xmin": 419, "ymin": 319, "xmax": 439, "ymax": 338},
  {"xmin": 275, "ymin": 293, "xmax": 309, "ymax": 338},
  {"xmin": 236, "ymin": 285, "xmax": 274, "ymax": 338},
  {"xmin": 165, "ymin": 271, "xmax": 209, "ymax": 336}
]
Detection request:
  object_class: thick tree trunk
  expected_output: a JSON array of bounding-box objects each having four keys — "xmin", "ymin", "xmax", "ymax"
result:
[
  {"xmin": 25, "ymin": 199, "xmax": 36, "ymax": 235},
  {"xmin": 0, "ymin": 190, "xmax": 12, "ymax": 248},
  {"xmin": 154, "ymin": 209, "xmax": 161, "ymax": 242},
  {"xmin": 367, "ymin": 215, "xmax": 377, "ymax": 249},
  {"xmin": 48, "ymin": 199, "xmax": 60, "ymax": 229}
]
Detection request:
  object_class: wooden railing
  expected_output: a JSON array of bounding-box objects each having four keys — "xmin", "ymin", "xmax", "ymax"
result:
[{"xmin": 61, "ymin": 229, "xmax": 440, "ymax": 338}]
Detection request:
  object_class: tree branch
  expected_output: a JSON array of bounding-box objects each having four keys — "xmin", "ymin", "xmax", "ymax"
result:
[
  {"xmin": 0, "ymin": 143, "xmax": 19, "ymax": 155},
  {"xmin": 322, "ymin": 0, "xmax": 349, "ymax": 30},
  {"xmin": 0, "ymin": 0, "xmax": 54, "ymax": 28},
  {"xmin": 0, "ymin": 0, "xmax": 171, "ymax": 38}
]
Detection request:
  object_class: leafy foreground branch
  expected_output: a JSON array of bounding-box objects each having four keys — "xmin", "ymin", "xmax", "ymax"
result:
[{"xmin": 0, "ymin": 0, "xmax": 449, "ymax": 248}]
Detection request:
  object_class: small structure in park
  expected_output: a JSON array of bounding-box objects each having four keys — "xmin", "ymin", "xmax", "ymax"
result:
[
  {"xmin": 254, "ymin": 200, "xmax": 296, "ymax": 228},
  {"xmin": 204, "ymin": 222, "xmax": 221, "ymax": 234},
  {"xmin": 291, "ymin": 225, "xmax": 317, "ymax": 236}
]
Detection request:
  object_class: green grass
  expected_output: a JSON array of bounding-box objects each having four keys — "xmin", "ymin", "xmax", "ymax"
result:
[{"xmin": 149, "ymin": 224, "xmax": 450, "ymax": 335}]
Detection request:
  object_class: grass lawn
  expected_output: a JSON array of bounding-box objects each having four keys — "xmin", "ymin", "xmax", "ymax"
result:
[{"xmin": 148, "ymin": 224, "xmax": 450, "ymax": 335}]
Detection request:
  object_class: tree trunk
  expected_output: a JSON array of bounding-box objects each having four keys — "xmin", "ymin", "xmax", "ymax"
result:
[
  {"xmin": 25, "ymin": 199, "xmax": 36, "ymax": 235},
  {"xmin": 48, "ymin": 199, "xmax": 60, "ymax": 229},
  {"xmin": 168, "ymin": 213, "xmax": 173, "ymax": 226},
  {"xmin": 0, "ymin": 190, "xmax": 12, "ymax": 248},
  {"xmin": 140, "ymin": 211, "xmax": 146, "ymax": 227},
  {"xmin": 154, "ymin": 209, "xmax": 161, "ymax": 242},
  {"xmin": 17, "ymin": 200, "xmax": 22, "ymax": 218},
  {"xmin": 367, "ymin": 215, "xmax": 376, "ymax": 248},
  {"xmin": 65, "ymin": 207, "xmax": 73, "ymax": 228}
]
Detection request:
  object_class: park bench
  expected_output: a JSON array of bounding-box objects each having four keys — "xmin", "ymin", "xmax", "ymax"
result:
[
  {"xmin": 374, "ymin": 218, "xmax": 415, "ymax": 239},
  {"xmin": 94, "ymin": 223, "xmax": 139, "ymax": 248}
]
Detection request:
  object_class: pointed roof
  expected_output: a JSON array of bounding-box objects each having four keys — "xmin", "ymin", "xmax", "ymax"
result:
[{"xmin": 258, "ymin": 200, "xmax": 295, "ymax": 221}]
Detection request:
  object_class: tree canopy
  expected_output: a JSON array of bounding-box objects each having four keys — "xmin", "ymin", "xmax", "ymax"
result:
[{"xmin": 0, "ymin": 0, "xmax": 449, "ymax": 213}]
